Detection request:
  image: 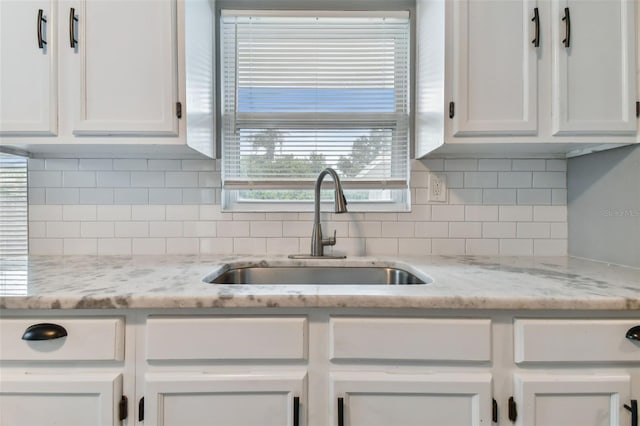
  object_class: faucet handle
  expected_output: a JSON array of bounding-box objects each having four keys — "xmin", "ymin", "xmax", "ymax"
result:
[{"xmin": 322, "ymin": 230, "xmax": 337, "ymax": 247}]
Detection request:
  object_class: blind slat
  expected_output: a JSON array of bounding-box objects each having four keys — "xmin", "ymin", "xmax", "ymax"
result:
[{"xmin": 0, "ymin": 153, "xmax": 28, "ymax": 256}]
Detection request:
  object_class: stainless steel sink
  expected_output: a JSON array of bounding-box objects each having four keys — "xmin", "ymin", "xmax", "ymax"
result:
[{"xmin": 206, "ymin": 265, "xmax": 430, "ymax": 285}]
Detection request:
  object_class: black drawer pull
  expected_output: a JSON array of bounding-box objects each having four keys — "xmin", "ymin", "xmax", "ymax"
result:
[
  {"xmin": 22, "ymin": 323, "xmax": 68, "ymax": 341},
  {"xmin": 624, "ymin": 400, "xmax": 638, "ymax": 426},
  {"xmin": 626, "ymin": 326, "xmax": 640, "ymax": 341},
  {"xmin": 337, "ymin": 397, "xmax": 344, "ymax": 426}
]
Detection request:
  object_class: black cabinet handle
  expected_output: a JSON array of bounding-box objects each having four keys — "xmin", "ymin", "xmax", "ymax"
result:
[
  {"xmin": 22, "ymin": 323, "xmax": 67, "ymax": 341},
  {"xmin": 624, "ymin": 400, "xmax": 638, "ymax": 426},
  {"xmin": 561, "ymin": 7, "xmax": 571, "ymax": 48},
  {"xmin": 337, "ymin": 397, "xmax": 344, "ymax": 426},
  {"xmin": 37, "ymin": 9, "xmax": 47, "ymax": 49},
  {"xmin": 626, "ymin": 326, "xmax": 640, "ymax": 341},
  {"xmin": 531, "ymin": 7, "xmax": 540, "ymax": 47},
  {"xmin": 69, "ymin": 7, "xmax": 78, "ymax": 48},
  {"xmin": 293, "ymin": 396, "xmax": 300, "ymax": 426}
]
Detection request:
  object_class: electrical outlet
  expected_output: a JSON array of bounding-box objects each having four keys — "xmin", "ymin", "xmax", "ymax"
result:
[{"xmin": 428, "ymin": 173, "xmax": 447, "ymax": 202}]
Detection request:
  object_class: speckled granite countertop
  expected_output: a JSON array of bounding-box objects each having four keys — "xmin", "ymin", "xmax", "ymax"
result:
[{"xmin": 0, "ymin": 255, "xmax": 638, "ymax": 310}]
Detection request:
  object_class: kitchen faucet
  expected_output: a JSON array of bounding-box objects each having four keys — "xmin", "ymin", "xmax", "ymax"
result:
[{"xmin": 289, "ymin": 167, "xmax": 348, "ymax": 259}]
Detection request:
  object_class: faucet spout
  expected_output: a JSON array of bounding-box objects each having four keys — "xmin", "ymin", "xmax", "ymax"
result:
[{"xmin": 310, "ymin": 168, "xmax": 347, "ymax": 257}]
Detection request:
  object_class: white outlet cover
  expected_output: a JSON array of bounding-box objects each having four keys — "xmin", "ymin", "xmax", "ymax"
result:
[{"xmin": 428, "ymin": 173, "xmax": 447, "ymax": 202}]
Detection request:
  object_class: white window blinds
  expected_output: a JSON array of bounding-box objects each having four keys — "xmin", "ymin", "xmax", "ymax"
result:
[
  {"xmin": 0, "ymin": 153, "xmax": 28, "ymax": 256},
  {"xmin": 220, "ymin": 10, "xmax": 410, "ymax": 209}
]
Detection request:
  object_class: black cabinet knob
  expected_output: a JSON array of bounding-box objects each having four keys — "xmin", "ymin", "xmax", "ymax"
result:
[
  {"xmin": 626, "ymin": 326, "xmax": 640, "ymax": 341},
  {"xmin": 21, "ymin": 323, "xmax": 67, "ymax": 341}
]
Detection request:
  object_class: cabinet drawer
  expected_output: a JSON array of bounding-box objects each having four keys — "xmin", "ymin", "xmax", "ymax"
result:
[
  {"xmin": 514, "ymin": 319, "xmax": 640, "ymax": 363},
  {"xmin": 0, "ymin": 317, "xmax": 125, "ymax": 361},
  {"xmin": 330, "ymin": 317, "xmax": 492, "ymax": 362},
  {"xmin": 146, "ymin": 316, "xmax": 308, "ymax": 361}
]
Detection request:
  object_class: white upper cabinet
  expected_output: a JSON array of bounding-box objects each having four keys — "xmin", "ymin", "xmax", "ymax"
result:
[
  {"xmin": 68, "ymin": 0, "xmax": 178, "ymax": 136},
  {"xmin": 0, "ymin": 0, "xmax": 57, "ymax": 135},
  {"xmin": 451, "ymin": 0, "xmax": 538, "ymax": 136},
  {"xmin": 552, "ymin": 0, "xmax": 637, "ymax": 135},
  {"xmin": 416, "ymin": 0, "xmax": 638, "ymax": 158},
  {"xmin": 0, "ymin": 0, "xmax": 216, "ymax": 158}
]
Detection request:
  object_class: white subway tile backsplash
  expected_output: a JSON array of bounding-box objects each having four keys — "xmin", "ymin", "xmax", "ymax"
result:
[
  {"xmin": 517, "ymin": 188, "xmax": 551, "ymax": 205},
  {"xmin": 398, "ymin": 238, "xmax": 431, "ymax": 256},
  {"xmin": 533, "ymin": 171, "xmax": 566, "ymax": 188},
  {"xmin": 483, "ymin": 189, "xmax": 516, "ymax": 205},
  {"xmin": 81, "ymin": 222, "xmax": 114, "ymax": 238},
  {"xmin": 148, "ymin": 159, "xmax": 181, "ymax": 170},
  {"xmin": 97, "ymin": 171, "xmax": 131, "ymax": 187},
  {"xmin": 166, "ymin": 205, "xmax": 199, "ymax": 221},
  {"xmin": 148, "ymin": 188, "xmax": 181, "ymax": 204},
  {"xmin": 498, "ymin": 172, "xmax": 532, "ymax": 188},
  {"xmin": 79, "ymin": 188, "xmax": 115, "ymax": 205},
  {"xmin": 449, "ymin": 222, "xmax": 482, "ymax": 238},
  {"xmin": 465, "ymin": 239, "xmax": 499, "ymax": 255},
  {"xmin": 63, "ymin": 238, "xmax": 97, "ymax": 255},
  {"xmin": 432, "ymin": 239, "xmax": 465, "ymax": 255},
  {"xmin": 46, "ymin": 221, "xmax": 80, "ymax": 238},
  {"xmin": 512, "ymin": 159, "xmax": 545, "ymax": 171},
  {"xmin": 449, "ymin": 188, "xmax": 483, "ymax": 205},
  {"xmin": 149, "ymin": 221, "xmax": 183, "ymax": 238},
  {"xmin": 166, "ymin": 172, "xmax": 199, "ymax": 188},
  {"xmin": 28, "ymin": 188, "xmax": 46, "ymax": 204},
  {"xmin": 533, "ymin": 206, "xmax": 567, "ymax": 222},
  {"xmin": 115, "ymin": 188, "xmax": 149, "ymax": 204},
  {"xmin": 415, "ymin": 222, "xmax": 449, "ymax": 238},
  {"xmin": 464, "ymin": 172, "xmax": 497, "ymax": 188},
  {"xmin": 46, "ymin": 188, "xmax": 79, "ymax": 204},
  {"xmin": 63, "ymin": 205, "xmax": 97, "ymax": 221},
  {"xmin": 432, "ymin": 205, "xmax": 465, "ymax": 221},
  {"xmin": 131, "ymin": 205, "xmax": 165, "ymax": 221},
  {"xmin": 114, "ymin": 159, "xmax": 147, "ymax": 170},
  {"xmin": 445, "ymin": 159, "xmax": 477, "ymax": 171},
  {"xmin": 500, "ymin": 239, "xmax": 533, "ymax": 255},
  {"xmin": 27, "ymin": 156, "xmax": 567, "ymax": 256},
  {"xmin": 465, "ymin": 206, "xmax": 498, "ymax": 222},
  {"xmin": 28, "ymin": 159, "xmax": 45, "ymax": 170},
  {"xmin": 517, "ymin": 222, "xmax": 551, "ymax": 238},
  {"xmin": 115, "ymin": 222, "xmax": 150, "ymax": 238},
  {"xmin": 499, "ymin": 206, "xmax": 533, "ymax": 222},
  {"xmin": 45, "ymin": 159, "xmax": 78, "ymax": 170},
  {"xmin": 132, "ymin": 238, "xmax": 167, "ymax": 255},
  {"xmin": 29, "ymin": 238, "xmax": 63, "ymax": 255},
  {"xmin": 478, "ymin": 159, "xmax": 511, "ymax": 171},
  {"xmin": 80, "ymin": 159, "xmax": 113, "ymax": 170},
  {"xmin": 251, "ymin": 221, "xmax": 283, "ymax": 237},
  {"xmin": 62, "ymin": 171, "xmax": 96, "ymax": 187},
  {"xmin": 98, "ymin": 239, "xmax": 132, "ymax": 256},
  {"xmin": 382, "ymin": 222, "xmax": 415, "ymax": 238},
  {"xmin": 482, "ymin": 222, "xmax": 516, "ymax": 238},
  {"xmin": 29, "ymin": 171, "xmax": 61, "ymax": 187},
  {"xmin": 97, "ymin": 205, "xmax": 131, "ymax": 221},
  {"xmin": 234, "ymin": 237, "xmax": 266, "ymax": 255}
]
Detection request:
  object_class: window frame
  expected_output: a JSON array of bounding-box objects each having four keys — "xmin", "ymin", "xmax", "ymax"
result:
[{"xmin": 216, "ymin": 1, "xmax": 416, "ymax": 212}]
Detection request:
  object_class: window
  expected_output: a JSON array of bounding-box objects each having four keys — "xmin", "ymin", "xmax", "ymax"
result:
[
  {"xmin": 220, "ymin": 10, "xmax": 411, "ymax": 211},
  {"xmin": 0, "ymin": 153, "xmax": 28, "ymax": 256}
]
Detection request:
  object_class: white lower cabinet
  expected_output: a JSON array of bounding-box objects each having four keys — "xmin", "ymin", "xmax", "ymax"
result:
[
  {"xmin": 514, "ymin": 374, "xmax": 632, "ymax": 426},
  {"xmin": 331, "ymin": 373, "xmax": 493, "ymax": 426},
  {"xmin": 144, "ymin": 373, "xmax": 306, "ymax": 426},
  {"xmin": 0, "ymin": 373, "xmax": 124, "ymax": 426}
]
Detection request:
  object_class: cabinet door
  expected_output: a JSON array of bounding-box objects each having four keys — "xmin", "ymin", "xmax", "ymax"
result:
[
  {"xmin": 0, "ymin": 0, "xmax": 57, "ymax": 135},
  {"xmin": 70, "ymin": 0, "xmax": 178, "ymax": 135},
  {"xmin": 331, "ymin": 373, "xmax": 492, "ymax": 426},
  {"xmin": 145, "ymin": 372, "xmax": 306, "ymax": 426},
  {"xmin": 451, "ymin": 0, "xmax": 538, "ymax": 136},
  {"xmin": 552, "ymin": 0, "xmax": 637, "ymax": 135},
  {"xmin": 0, "ymin": 373, "xmax": 123, "ymax": 426},
  {"xmin": 514, "ymin": 373, "xmax": 632, "ymax": 426}
]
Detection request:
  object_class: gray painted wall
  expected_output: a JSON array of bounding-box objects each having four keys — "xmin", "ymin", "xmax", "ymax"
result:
[{"xmin": 568, "ymin": 145, "xmax": 640, "ymax": 268}]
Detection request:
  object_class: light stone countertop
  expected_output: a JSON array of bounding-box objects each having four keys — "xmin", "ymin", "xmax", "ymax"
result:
[{"xmin": 0, "ymin": 255, "xmax": 638, "ymax": 311}]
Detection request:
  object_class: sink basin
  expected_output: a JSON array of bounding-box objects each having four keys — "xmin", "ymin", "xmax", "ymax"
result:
[{"xmin": 205, "ymin": 265, "xmax": 431, "ymax": 285}]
